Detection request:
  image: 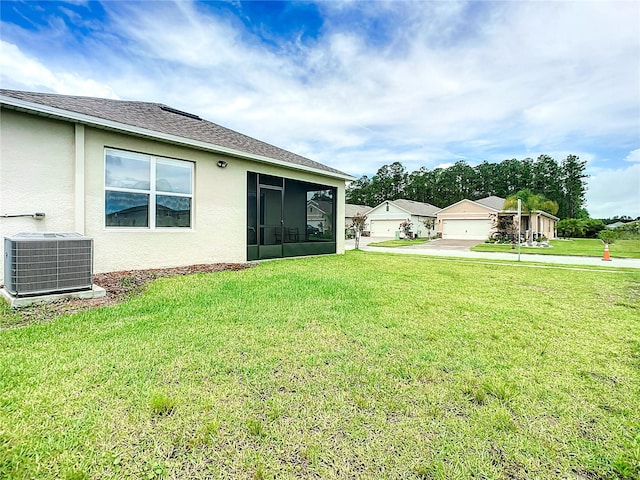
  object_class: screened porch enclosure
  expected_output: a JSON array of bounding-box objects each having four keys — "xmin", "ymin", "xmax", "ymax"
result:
[{"xmin": 247, "ymin": 172, "xmax": 336, "ymax": 260}]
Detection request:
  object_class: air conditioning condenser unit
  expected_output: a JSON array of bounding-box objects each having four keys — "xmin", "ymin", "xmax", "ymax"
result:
[{"xmin": 4, "ymin": 232, "xmax": 93, "ymax": 297}]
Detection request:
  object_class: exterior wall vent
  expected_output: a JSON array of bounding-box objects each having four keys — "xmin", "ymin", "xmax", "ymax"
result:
[{"xmin": 4, "ymin": 233, "xmax": 93, "ymax": 297}]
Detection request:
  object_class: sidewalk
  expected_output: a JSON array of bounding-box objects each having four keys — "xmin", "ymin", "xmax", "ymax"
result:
[{"xmin": 345, "ymin": 238, "xmax": 640, "ymax": 269}]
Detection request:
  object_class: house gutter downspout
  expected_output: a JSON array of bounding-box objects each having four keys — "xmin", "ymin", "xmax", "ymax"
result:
[{"xmin": 74, "ymin": 123, "xmax": 85, "ymax": 235}]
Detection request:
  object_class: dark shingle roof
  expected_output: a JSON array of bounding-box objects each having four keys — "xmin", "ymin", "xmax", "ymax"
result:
[
  {"xmin": 0, "ymin": 89, "xmax": 349, "ymax": 178},
  {"xmin": 392, "ymin": 199, "xmax": 440, "ymax": 216},
  {"xmin": 345, "ymin": 204, "xmax": 372, "ymax": 217},
  {"xmin": 474, "ymin": 196, "xmax": 506, "ymax": 210}
]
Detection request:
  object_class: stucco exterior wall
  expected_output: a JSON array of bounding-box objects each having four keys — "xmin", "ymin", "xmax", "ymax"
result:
[
  {"xmin": 531, "ymin": 213, "xmax": 557, "ymax": 239},
  {"xmin": 1, "ymin": 110, "xmax": 77, "ymax": 284},
  {"xmin": 436, "ymin": 200, "xmax": 494, "ymax": 234},
  {"xmin": 406, "ymin": 215, "xmax": 435, "ymax": 238},
  {"xmin": 1, "ymin": 109, "xmax": 346, "ymax": 283},
  {"xmin": 367, "ymin": 201, "xmax": 408, "ymax": 220},
  {"xmin": 439, "ymin": 200, "xmax": 492, "ymax": 215}
]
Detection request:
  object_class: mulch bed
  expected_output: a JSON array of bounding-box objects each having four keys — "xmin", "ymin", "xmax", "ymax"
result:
[{"xmin": 6, "ymin": 263, "xmax": 254, "ymax": 325}]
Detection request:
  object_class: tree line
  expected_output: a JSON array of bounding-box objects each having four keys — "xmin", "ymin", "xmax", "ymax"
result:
[{"xmin": 346, "ymin": 154, "xmax": 588, "ymax": 219}]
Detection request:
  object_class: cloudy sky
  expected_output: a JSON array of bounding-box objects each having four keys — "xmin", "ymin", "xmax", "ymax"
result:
[{"xmin": 1, "ymin": 0, "xmax": 638, "ymax": 218}]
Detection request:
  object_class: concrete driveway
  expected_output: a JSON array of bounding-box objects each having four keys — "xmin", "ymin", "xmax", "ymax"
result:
[
  {"xmin": 403, "ymin": 238, "xmax": 480, "ymax": 250},
  {"xmin": 347, "ymin": 237, "xmax": 480, "ymax": 251}
]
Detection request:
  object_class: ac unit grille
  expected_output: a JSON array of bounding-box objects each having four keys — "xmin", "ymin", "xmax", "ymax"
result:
[{"xmin": 4, "ymin": 233, "xmax": 93, "ymax": 297}]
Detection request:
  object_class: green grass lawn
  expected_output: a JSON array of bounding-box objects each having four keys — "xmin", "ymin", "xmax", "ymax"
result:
[
  {"xmin": 472, "ymin": 238, "xmax": 640, "ymax": 259},
  {"xmin": 1, "ymin": 252, "xmax": 639, "ymax": 479}
]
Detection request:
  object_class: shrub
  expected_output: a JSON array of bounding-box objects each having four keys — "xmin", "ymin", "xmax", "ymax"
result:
[
  {"xmin": 399, "ymin": 219, "xmax": 413, "ymax": 238},
  {"xmin": 490, "ymin": 214, "xmax": 518, "ymax": 243},
  {"xmin": 582, "ymin": 219, "xmax": 606, "ymax": 238},
  {"xmin": 598, "ymin": 230, "xmax": 616, "ymax": 244},
  {"xmin": 558, "ymin": 218, "xmax": 606, "ymax": 238}
]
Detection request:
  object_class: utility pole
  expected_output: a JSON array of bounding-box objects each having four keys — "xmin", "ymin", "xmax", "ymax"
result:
[{"xmin": 517, "ymin": 199, "xmax": 521, "ymax": 262}]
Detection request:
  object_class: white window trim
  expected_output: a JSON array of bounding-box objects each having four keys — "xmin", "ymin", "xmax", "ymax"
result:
[{"xmin": 105, "ymin": 148, "xmax": 194, "ymax": 230}]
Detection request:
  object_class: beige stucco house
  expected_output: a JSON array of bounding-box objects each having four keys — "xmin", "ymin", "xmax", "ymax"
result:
[
  {"xmin": 0, "ymin": 89, "xmax": 353, "ymax": 285},
  {"xmin": 437, "ymin": 196, "xmax": 558, "ymax": 240},
  {"xmin": 366, "ymin": 199, "xmax": 439, "ymax": 238}
]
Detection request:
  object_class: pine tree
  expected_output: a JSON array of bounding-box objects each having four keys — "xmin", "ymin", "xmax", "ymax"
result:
[{"xmin": 560, "ymin": 155, "xmax": 588, "ymax": 219}]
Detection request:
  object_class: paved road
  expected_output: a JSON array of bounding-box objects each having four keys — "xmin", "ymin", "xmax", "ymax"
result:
[{"xmin": 345, "ymin": 237, "xmax": 640, "ymax": 269}]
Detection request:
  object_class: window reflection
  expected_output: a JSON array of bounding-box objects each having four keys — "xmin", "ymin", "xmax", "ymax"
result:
[
  {"xmin": 105, "ymin": 191, "xmax": 149, "ymax": 227},
  {"xmin": 156, "ymin": 195, "xmax": 191, "ymax": 227},
  {"xmin": 306, "ymin": 189, "xmax": 334, "ymax": 241},
  {"xmin": 105, "ymin": 150, "xmax": 150, "ymax": 190},
  {"xmin": 156, "ymin": 159, "xmax": 193, "ymax": 194}
]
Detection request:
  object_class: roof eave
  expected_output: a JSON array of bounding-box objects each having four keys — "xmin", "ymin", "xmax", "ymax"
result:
[
  {"xmin": 1, "ymin": 95, "xmax": 355, "ymax": 182},
  {"xmin": 533, "ymin": 210, "xmax": 560, "ymax": 221},
  {"xmin": 501, "ymin": 209, "xmax": 559, "ymax": 220},
  {"xmin": 408, "ymin": 211, "xmax": 438, "ymax": 217}
]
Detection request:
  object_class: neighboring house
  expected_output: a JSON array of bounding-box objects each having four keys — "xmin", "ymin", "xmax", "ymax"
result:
[
  {"xmin": 0, "ymin": 89, "xmax": 354, "ymax": 284},
  {"xmin": 606, "ymin": 221, "xmax": 627, "ymax": 229},
  {"xmin": 437, "ymin": 195, "xmax": 558, "ymax": 240},
  {"xmin": 366, "ymin": 199, "xmax": 439, "ymax": 238},
  {"xmin": 345, "ymin": 204, "xmax": 372, "ymax": 231},
  {"xmin": 306, "ymin": 198, "xmax": 332, "ymax": 235}
]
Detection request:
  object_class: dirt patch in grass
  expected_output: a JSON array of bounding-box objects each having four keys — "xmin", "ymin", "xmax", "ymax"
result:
[{"xmin": 5, "ymin": 263, "xmax": 254, "ymax": 327}]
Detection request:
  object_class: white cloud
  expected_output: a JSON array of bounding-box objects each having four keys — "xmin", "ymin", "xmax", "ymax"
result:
[
  {"xmin": 586, "ymin": 163, "xmax": 640, "ymax": 218},
  {"xmin": 624, "ymin": 148, "xmax": 640, "ymax": 163},
  {"xmin": 81, "ymin": 0, "xmax": 638, "ymax": 160},
  {"xmin": 0, "ymin": 40, "xmax": 118, "ymax": 98}
]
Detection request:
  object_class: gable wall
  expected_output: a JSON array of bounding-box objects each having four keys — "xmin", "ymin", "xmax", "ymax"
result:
[
  {"xmin": 367, "ymin": 202, "xmax": 410, "ymax": 220},
  {"xmin": 439, "ymin": 200, "xmax": 493, "ymax": 215}
]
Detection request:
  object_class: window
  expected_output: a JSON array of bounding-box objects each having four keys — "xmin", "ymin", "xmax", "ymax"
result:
[{"xmin": 105, "ymin": 148, "xmax": 193, "ymax": 228}]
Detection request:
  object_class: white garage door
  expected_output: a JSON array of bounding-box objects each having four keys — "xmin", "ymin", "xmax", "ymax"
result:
[
  {"xmin": 370, "ymin": 219, "xmax": 401, "ymax": 237},
  {"xmin": 442, "ymin": 219, "xmax": 491, "ymax": 240}
]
